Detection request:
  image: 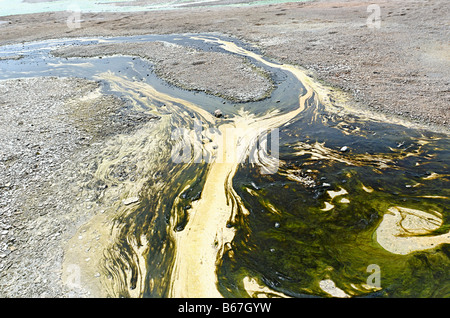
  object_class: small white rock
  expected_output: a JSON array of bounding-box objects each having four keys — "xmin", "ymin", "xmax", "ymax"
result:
[
  {"xmin": 340, "ymin": 146, "xmax": 348, "ymax": 152},
  {"xmin": 122, "ymin": 197, "xmax": 139, "ymax": 205}
]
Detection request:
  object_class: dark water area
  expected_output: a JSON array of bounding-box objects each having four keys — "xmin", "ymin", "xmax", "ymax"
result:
[
  {"xmin": 0, "ymin": 34, "xmax": 448, "ymax": 298},
  {"xmin": 220, "ymin": 100, "xmax": 450, "ymax": 297}
]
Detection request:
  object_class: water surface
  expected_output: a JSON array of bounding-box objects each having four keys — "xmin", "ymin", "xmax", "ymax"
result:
[{"xmin": 0, "ymin": 34, "xmax": 448, "ymax": 297}]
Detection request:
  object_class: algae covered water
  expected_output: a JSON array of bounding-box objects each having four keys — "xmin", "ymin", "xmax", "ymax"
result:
[
  {"xmin": 0, "ymin": 34, "xmax": 448, "ymax": 297},
  {"xmin": 220, "ymin": 102, "xmax": 450, "ymax": 298}
]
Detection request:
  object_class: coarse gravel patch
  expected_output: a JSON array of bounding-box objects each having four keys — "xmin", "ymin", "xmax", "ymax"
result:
[
  {"xmin": 0, "ymin": 76, "xmax": 157, "ymax": 297},
  {"xmin": 52, "ymin": 40, "xmax": 274, "ymax": 102}
]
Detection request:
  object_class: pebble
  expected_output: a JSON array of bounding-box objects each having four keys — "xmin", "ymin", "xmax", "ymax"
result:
[
  {"xmin": 340, "ymin": 146, "xmax": 348, "ymax": 152},
  {"xmin": 251, "ymin": 182, "xmax": 259, "ymax": 190},
  {"xmin": 122, "ymin": 197, "xmax": 139, "ymax": 205}
]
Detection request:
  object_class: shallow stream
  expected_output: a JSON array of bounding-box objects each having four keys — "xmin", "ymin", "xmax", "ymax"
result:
[{"xmin": 0, "ymin": 34, "xmax": 448, "ymax": 297}]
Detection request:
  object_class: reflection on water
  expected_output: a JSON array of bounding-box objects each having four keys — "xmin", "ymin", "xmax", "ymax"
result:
[{"xmin": 0, "ymin": 34, "xmax": 448, "ymax": 298}]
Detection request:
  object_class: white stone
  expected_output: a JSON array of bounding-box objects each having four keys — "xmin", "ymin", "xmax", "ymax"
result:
[{"xmin": 122, "ymin": 197, "xmax": 139, "ymax": 205}]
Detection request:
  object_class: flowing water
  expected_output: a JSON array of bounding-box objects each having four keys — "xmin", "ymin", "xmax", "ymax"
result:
[{"xmin": 0, "ymin": 34, "xmax": 448, "ymax": 298}]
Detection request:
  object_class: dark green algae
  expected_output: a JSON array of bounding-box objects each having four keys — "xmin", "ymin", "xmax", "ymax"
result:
[{"xmin": 217, "ymin": 103, "xmax": 450, "ymax": 298}]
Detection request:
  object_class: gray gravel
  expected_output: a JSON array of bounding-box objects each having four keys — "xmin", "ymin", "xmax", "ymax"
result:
[
  {"xmin": 52, "ymin": 40, "xmax": 274, "ymax": 102},
  {"xmin": 0, "ymin": 0, "xmax": 448, "ymax": 297},
  {"xmin": 1, "ymin": 0, "xmax": 447, "ymax": 130},
  {"xmin": 0, "ymin": 76, "xmax": 157, "ymax": 297}
]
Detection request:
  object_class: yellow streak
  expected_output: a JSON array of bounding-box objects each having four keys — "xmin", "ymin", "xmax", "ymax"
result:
[
  {"xmin": 418, "ymin": 195, "xmax": 449, "ymax": 200},
  {"xmin": 96, "ymin": 71, "xmax": 215, "ymax": 123},
  {"xmin": 423, "ymin": 172, "xmax": 450, "ymax": 180},
  {"xmin": 169, "ymin": 37, "xmax": 314, "ymax": 298},
  {"xmin": 362, "ymin": 184, "xmax": 374, "ymax": 193}
]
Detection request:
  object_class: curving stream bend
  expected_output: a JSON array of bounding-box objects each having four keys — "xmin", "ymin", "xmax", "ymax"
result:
[{"xmin": 0, "ymin": 34, "xmax": 448, "ymax": 298}]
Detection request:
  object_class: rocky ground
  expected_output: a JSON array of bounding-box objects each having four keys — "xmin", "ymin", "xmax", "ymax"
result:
[
  {"xmin": 52, "ymin": 40, "xmax": 274, "ymax": 102},
  {"xmin": 0, "ymin": 77, "xmax": 157, "ymax": 297},
  {"xmin": 0, "ymin": 0, "xmax": 448, "ymax": 128},
  {"xmin": 0, "ymin": 0, "xmax": 448, "ymax": 298}
]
